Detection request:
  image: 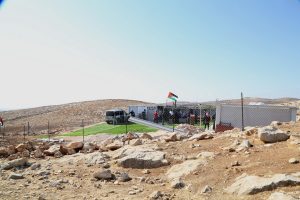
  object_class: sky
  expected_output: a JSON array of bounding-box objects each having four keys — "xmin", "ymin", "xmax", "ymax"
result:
[{"xmin": 0, "ymin": 0, "xmax": 300, "ymax": 109}]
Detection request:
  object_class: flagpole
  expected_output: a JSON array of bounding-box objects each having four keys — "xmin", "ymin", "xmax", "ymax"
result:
[{"xmin": 173, "ymin": 100, "xmax": 176, "ymax": 132}]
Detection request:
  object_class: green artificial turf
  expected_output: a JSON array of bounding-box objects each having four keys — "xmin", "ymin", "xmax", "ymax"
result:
[{"xmin": 62, "ymin": 122, "xmax": 157, "ymax": 136}]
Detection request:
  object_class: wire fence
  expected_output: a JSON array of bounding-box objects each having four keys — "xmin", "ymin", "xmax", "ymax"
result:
[{"xmin": 0, "ymin": 119, "xmax": 97, "ymax": 146}]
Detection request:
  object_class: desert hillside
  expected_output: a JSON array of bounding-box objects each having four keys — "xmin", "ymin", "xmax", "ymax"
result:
[{"xmin": 0, "ymin": 99, "xmax": 150, "ymax": 135}]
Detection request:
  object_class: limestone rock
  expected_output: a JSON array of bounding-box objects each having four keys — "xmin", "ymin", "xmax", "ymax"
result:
[
  {"xmin": 244, "ymin": 127, "xmax": 258, "ymax": 136},
  {"xmin": 54, "ymin": 151, "xmax": 63, "ymax": 158},
  {"xmin": 85, "ymin": 152, "xmax": 109, "ymax": 165},
  {"xmin": 225, "ymin": 173, "xmax": 300, "ymax": 195},
  {"xmin": 171, "ymin": 178, "xmax": 185, "ymax": 189},
  {"xmin": 258, "ymin": 126, "xmax": 289, "ymax": 143},
  {"xmin": 66, "ymin": 142, "xmax": 83, "ymax": 151},
  {"xmin": 15, "ymin": 143, "xmax": 27, "ymax": 152},
  {"xmin": 149, "ymin": 191, "xmax": 162, "ymax": 199},
  {"xmin": 118, "ymin": 172, "xmax": 132, "ymax": 182},
  {"xmin": 44, "ymin": 145, "xmax": 60, "ymax": 156},
  {"xmin": 93, "ymin": 170, "xmax": 115, "ymax": 181},
  {"xmin": 130, "ymin": 139, "xmax": 143, "ymax": 146},
  {"xmin": 289, "ymin": 158, "xmax": 299, "ymax": 164},
  {"xmin": 268, "ymin": 192, "xmax": 298, "ymax": 200},
  {"xmin": 106, "ymin": 141, "xmax": 123, "ymax": 151},
  {"xmin": 117, "ymin": 146, "xmax": 168, "ymax": 169},
  {"xmin": 0, "ymin": 147, "xmax": 8, "ymax": 157},
  {"xmin": 166, "ymin": 159, "xmax": 207, "ymax": 180},
  {"xmin": 201, "ymin": 185, "xmax": 213, "ymax": 193},
  {"xmin": 6, "ymin": 145, "xmax": 16, "ymax": 156},
  {"xmin": 164, "ymin": 133, "xmax": 179, "ymax": 142},
  {"xmin": 60, "ymin": 145, "xmax": 76, "ymax": 155},
  {"xmin": 197, "ymin": 152, "xmax": 215, "ymax": 159},
  {"xmin": 34, "ymin": 148, "xmax": 44, "ymax": 158},
  {"xmin": 188, "ymin": 132, "xmax": 213, "ymax": 141},
  {"xmin": 141, "ymin": 133, "xmax": 153, "ymax": 140},
  {"xmin": 21, "ymin": 150, "xmax": 30, "ymax": 158},
  {"xmin": 8, "ymin": 173, "xmax": 24, "ymax": 180},
  {"xmin": 1, "ymin": 158, "xmax": 28, "ymax": 170},
  {"xmin": 82, "ymin": 142, "xmax": 97, "ymax": 152},
  {"xmin": 31, "ymin": 163, "xmax": 41, "ymax": 170}
]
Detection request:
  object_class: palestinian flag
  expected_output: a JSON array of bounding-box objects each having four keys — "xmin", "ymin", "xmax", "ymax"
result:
[{"xmin": 168, "ymin": 92, "xmax": 178, "ymax": 101}]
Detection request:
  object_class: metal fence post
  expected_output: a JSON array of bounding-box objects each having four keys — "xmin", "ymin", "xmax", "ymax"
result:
[
  {"xmin": 82, "ymin": 119, "xmax": 85, "ymax": 143},
  {"xmin": 241, "ymin": 92, "xmax": 245, "ymax": 131},
  {"xmin": 48, "ymin": 120, "xmax": 50, "ymax": 142},
  {"xmin": 23, "ymin": 125, "xmax": 26, "ymax": 142},
  {"xmin": 27, "ymin": 122, "xmax": 30, "ymax": 135}
]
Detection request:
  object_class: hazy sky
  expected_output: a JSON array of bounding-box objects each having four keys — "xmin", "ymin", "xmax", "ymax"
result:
[{"xmin": 1, "ymin": 0, "xmax": 300, "ymax": 109}]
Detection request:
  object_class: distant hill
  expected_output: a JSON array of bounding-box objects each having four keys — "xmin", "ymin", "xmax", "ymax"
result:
[
  {"xmin": 0, "ymin": 99, "xmax": 151, "ymax": 135},
  {"xmin": 202, "ymin": 97, "xmax": 300, "ymax": 106}
]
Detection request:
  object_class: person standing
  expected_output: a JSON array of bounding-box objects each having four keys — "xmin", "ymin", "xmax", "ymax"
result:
[
  {"xmin": 204, "ymin": 112, "xmax": 211, "ymax": 130},
  {"xmin": 153, "ymin": 110, "xmax": 158, "ymax": 123},
  {"xmin": 0, "ymin": 116, "xmax": 3, "ymax": 126}
]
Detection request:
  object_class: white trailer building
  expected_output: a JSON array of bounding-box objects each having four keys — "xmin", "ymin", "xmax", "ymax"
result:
[{"xmin": 216, "ymin": 104, "xmax": 297, "ymax": 129}]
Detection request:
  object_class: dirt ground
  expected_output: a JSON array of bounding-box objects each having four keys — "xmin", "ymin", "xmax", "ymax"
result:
[{"xmin": 0, "ymin": 122, "xmax": 300, "ymax": 200}]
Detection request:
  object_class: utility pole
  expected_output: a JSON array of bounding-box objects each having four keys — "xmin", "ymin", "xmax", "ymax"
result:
[{"xmin": 241, "ymin": 92, "xmax": 244, "ymax": 131}]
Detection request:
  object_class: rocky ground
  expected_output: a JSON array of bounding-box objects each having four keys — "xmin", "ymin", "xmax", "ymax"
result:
[{"xmin": 0, "ymin": 122, "xmax": 300, "ymax": 200}]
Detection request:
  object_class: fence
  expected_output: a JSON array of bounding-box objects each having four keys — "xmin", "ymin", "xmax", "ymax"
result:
[{"xmin": 0, "ymin": 119, "xmax": 97, "ymax": 145}]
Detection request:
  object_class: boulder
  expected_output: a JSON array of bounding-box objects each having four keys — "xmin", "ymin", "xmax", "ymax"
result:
[
  {"xmin": 118, "ymin": 153, "xmax": 168, "ymax": 169},
  {"xmin": 85, "ymin": 152, "xmax": 109, "ymax": 165},
  {"xmin": 244, "ymin": 127, "xmax": 258, "ymax": 136},
  {"xmin": 106, "ymin": 141, "xmax": 123, "ymax": 151},
  {"xmin": 188, "ymin": 132, "xmax": 213, "ymax": 141},
  {"xmin": 44, "ymin": 145, "xmax": 60, "ymax": 156},
  {"xmin": 60, "ymin": 145, "xmax": 76, "ymax": 155},
  {"xmin": 236, "ymin": 140, "xmax": 253, "ymax": 151},
  {"xmin": 170, "ymin": 178, "xmax": 185, "ymax": 189},
  {"xmin": 21, "ymin": 150, "xmax": 30, "ymax": 158},
  {"xmin": 268, "ymin": 192, "xmax": 298, "ymax": 200},
  {"xmin": 82, "ymin": 142, "xmax": 97, "ymax": 152},
  {"xmin": 197, "ymin": 152, "xmax": 215, "ymax": 159},
  {"xmin": 116, "ymin": 146, "xmax": 169, "ymax": 169},
  {"xmin": 0, "ymin": 147, "xmax": 8, "ymax": 157},
  {"xmin": 289, "ymin": 158, "xmax": 299, "ymax": 164},
  {"xmin": 93, "ymin": 169, "xmax": 115, "ymax": 181},
  {"xmin": 149, "ymin": 191, "xmax": 162, "ymax": 200},
  {"xmin": 31, "ymin": 163, "xmax": 41, "ymax": 170},
  {"xmin": 8, "ymin": 173, "xmax": 24, "ymax": 180},
  {"xmin": 270, "ymin": 121, "xmax": 282, "ymax": 127},
  {"xmin": 130, "ymin": 139, "xmax": 142, "ymax": 146},
  {"xmin": 225, "ymin": 173, "xmax": 300, "ymax": 195},
  {"xmin": 1, "ymin": 158, "xmax": 28, "ymax": 170},
  {"xmin": 141, "ymin": 133, "xmax": 153, "ymax": 140},
  {"xmin": 118, "ymin": 172, "xmax": 132, "ymax": 182},
  {"xmin": 258, "ymin": 126, "xmax": 289, "ymax": 143},
  {"xmin": 66, "ymin": 142, "xmax": 83, "ymax": 151},
  {"xmin": 7, "ymin": 154, "xmax": 18, "ymax": 161},
  {"xmin": 54, "ymin": 151, "xmax": 63, "ymax": 158},
  {"xmin": 164, "ymin": 133, "xmax": 179, "ymax": 142},
  {"xmin": 15, "ymin": 143, "xmax": 27, "ymax": 152},
  {"xmin": 201, "ymin": 185, "xmax": 213, "ymax": 194},
  {"xmin": 34, "ymin": 148, "xmax": 44, "ymax": 158},
  {"xmin": 166, "ymin": 159, "xmax": 207, "ymax": 180},
  {"xmin": 6, "ymin": 145, "xmax": 16, "ymax": 155}
]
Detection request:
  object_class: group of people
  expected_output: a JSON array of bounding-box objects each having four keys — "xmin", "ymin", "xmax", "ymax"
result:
[{"xmin": 130, "ymin": 109, "xmax": 215, "ymax": 130}]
